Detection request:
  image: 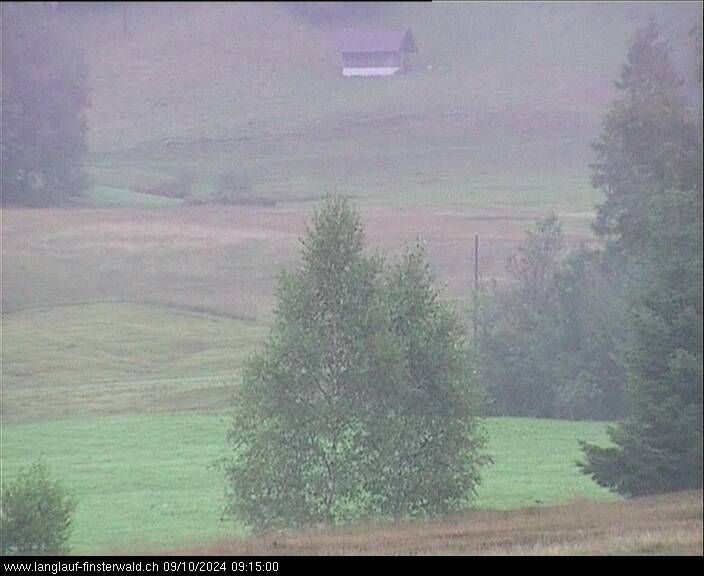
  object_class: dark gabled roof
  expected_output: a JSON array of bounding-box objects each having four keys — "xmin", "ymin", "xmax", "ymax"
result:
[{"xmin": 334, "ymin": 28, "xmax": 418, "ymax": 54}]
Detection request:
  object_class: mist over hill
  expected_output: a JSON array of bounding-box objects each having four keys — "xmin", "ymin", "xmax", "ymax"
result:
[
  {"xmin": 48, "ymin": 1, "xmax": 701, "ymax": 203},
  {"xmin": 2, "ymin": 3, "xmax": 703, "ymax": 554}
]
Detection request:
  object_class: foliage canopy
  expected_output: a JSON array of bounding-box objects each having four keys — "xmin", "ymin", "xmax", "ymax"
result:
[
  {"xmin": 580, "ymin": 23, "xmax": 703, "ymax": 496},
  {"xmin": 1, "ymin": 3, "xmax": 89, "ymax": 206},
  {"xmin": 224, "ymin": 197, "xmax": 488, "ymax": 530},
  {"xmin": 1, "ymin": 461, "xmax": 76, "ymax": 556},
  {"xmin": 477, "ymin": 215, "xmax": 628, "ymax": 420}
]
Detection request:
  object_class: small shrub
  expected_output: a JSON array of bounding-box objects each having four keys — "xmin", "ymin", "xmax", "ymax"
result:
[
  {"xmin": 1, "ymin": 462, "xmax": 76, "ymax": 556},
  {"xmin": 216, "ymin": 172, "xmax": 252, "ymax": 204},
  {"xmin": 144, "ymin": 173, "xmax": 193, "ymax": 199}
]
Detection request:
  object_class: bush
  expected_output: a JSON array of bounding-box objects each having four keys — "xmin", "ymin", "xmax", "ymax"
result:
[
  {"xmin": 224, "ymin": 197, "xmax": 488, "ymax": 531},
  {"xmin": 215, "ymin": 172, "xmax": 253, "ymax": 204},
  {"xmin": 1, "ymin": 462, "xmax": 76, "ymax": 556}
]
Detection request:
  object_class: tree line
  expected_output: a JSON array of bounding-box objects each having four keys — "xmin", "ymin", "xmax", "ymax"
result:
[
  {"xmin": 1, "ymin": 2, "xmax": 89, "ymax": 206},
  {"xmin": 477, "ymin": 23, "xmax": 702, "ymax": 496}
]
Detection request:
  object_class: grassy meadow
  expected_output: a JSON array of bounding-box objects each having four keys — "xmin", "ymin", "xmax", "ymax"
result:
[
  {"xmin": 0, "ymin": 415, "xmax": 615, "ymax": 554},
  {"xmin": 2, "ymin": 1, "xmax": 702, "ymax": 556},
  {"xmin": 0, "ymin": 203, "xmax": 618, "ymax": 554},
  {"xmin": 58, "ymin": 2, "xmax": 698, "ymax": 207},
  {"xmin": 0, "ymin": 203, "xmax": 596, "ymax": 424}
]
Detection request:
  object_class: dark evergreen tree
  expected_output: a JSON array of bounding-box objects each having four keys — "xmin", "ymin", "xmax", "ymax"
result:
[
  {"xmin": 590, "ymin": 22, "xmax": 700, "ymax": 256},
  {"xmin": 580, "ymin": 24, "xmax": 703, "ymax": 496},
  {"xmin": 1, "ymin": 2, "xmax": 89, "ymax": 206},
  {"xmin": 477, "ymin": 215, "xmax": 628, "ymax": 420}
]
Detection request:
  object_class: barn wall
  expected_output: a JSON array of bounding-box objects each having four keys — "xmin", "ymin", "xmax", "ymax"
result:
[
  {"xmin": 342, "ymin": 51, "xmax": 401, "ymax": 68},
  {"xmin": 342, "ymin": 66, "xmax": 401, "ymax": 77}
]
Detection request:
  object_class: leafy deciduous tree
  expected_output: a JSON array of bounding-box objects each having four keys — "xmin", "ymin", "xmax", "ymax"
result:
[
  {"xmin": 224, "ymin": 198, "xmax": 487, "ymax": 531},
  {"xmin": 1, "ymin": 461, "xmax": 76, "ymax": 556}
]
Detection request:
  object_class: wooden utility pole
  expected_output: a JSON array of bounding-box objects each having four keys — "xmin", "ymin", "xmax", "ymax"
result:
[
  {"xmin": 122, "ymin": 2, "xmax": 130, "ymax": 37},
  {"xmin": 473, "ymin": 234, "xmax": 479, "ymax": 356}
]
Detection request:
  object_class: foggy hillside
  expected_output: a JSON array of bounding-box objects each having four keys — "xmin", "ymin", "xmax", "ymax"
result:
[
  {"xmin": 2, "ymin": 1, "xmax": 702, "ymax": 556},
  {"xmin": 50, "ymin": 2, "xmax": 701, "ymax": 202}
]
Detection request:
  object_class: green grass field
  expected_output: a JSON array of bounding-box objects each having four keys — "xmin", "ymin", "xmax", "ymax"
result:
[
  {"xmin": 0, "ymin": 415, "xmax": 614, "ymax": 554},
  {"xmin": 0, "ymin": 204, "xmax": 616, "ymax": 555}
]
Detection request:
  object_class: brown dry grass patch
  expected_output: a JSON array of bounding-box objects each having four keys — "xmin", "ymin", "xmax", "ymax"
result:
[
  {"xmin": 175, "ymin": 491, "xmax": 702, "ymax": 556},
  {"xmin": 2, "ymin": 204, "xmax": 592, "ymax": 317}
]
